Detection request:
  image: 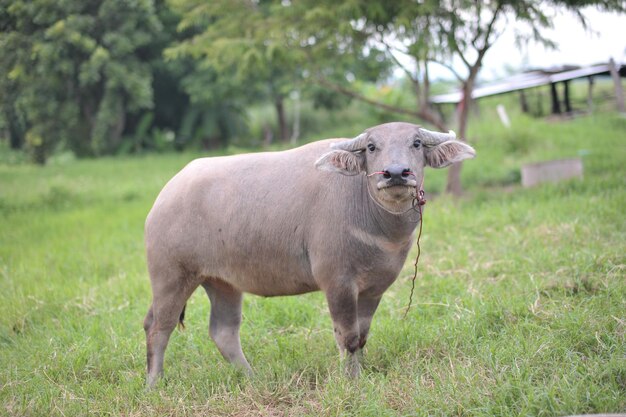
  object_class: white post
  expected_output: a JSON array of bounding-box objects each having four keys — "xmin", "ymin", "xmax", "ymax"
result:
[{"xmin": 496, "ymin": 104, "xmax": 511, "ymax": 128}]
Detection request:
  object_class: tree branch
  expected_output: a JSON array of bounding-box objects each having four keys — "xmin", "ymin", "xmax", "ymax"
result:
[
  {"xmin": 441, "ymin": 21, "xmax": 471, "ymax": 70},
  {"xmin": 476, "ymin": 4, "xmax": 503, "ymax": 61},
  {"xmin": 314, "ymin": 76, "xmax": 447, "ymax": 130},
  {"xmin": 377, "ymin": 34, "xmax": 419, "ymax": 86},
  {"xmin": 452, "ymin": 42, "xmax": 471, "ymax": 71},
  {"xmin": 379, "ymin": 35, "xmax": 410, "ymax": 56},
  {"xmin": 428, "ymin": 58, "xmax": 464, "ymax": 83}
]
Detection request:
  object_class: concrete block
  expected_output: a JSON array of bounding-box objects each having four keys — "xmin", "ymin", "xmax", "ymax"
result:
[{"xmin": 521, "ymin": 158, "xmax": 583, "ymax": 187}]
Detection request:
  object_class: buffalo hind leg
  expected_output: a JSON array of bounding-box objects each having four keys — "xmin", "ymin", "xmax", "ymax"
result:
[
  {"xmin": 202, "ymin": 280, "xmax": 251, "ymax": 373},
  {"xmin": 325, "ymin": 284, "xmax": 361, "ymax": 378},
  {"xmin": 145, "ymin": 278, "xmax": 199, "ymax": 388}
]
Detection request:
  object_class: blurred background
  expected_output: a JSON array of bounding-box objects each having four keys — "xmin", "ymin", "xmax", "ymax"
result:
[{"xmin": 1, "ymin": 1, "xmax": 624, "ymax": 186}]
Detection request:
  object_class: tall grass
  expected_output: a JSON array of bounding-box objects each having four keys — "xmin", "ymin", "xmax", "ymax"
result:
[{"xmin": 0, "ymin": 109, "xmax": 624, "ymax": 416}]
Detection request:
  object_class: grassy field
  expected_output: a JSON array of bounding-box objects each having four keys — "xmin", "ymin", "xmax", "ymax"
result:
[{"xmin": 1, "ymin": 109, "xmax": 625, "ymax": 416}]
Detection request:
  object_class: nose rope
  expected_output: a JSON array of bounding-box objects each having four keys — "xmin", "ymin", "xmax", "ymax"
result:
[
  {"xmin": 365, "ymin": 171, "xmax": 426, "ymax": 319},
  {"xmin": 404, "ymin": 175, "xmax": 425, "ymax": 319}
]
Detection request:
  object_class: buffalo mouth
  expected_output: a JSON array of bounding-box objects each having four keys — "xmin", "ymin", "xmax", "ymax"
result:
[
  {"xmin": 376, "ymin": 181, "xmax": 417, "ymax": 203},
  {"xmin": 377, "ymin": 179, "xmax": 417, "ymax": 190}
]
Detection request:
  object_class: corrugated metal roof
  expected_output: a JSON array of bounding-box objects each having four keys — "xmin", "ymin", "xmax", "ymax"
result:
[{"xmin": 429, "ymin": 63, "xmax": 623, "ymax": 105}]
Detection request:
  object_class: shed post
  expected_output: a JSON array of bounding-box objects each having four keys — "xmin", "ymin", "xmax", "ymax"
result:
[
  {"xmin": 536, "ymin": 89, "xmax": 544, "ymax": 117},
  {"xmin": 563, "ymin": 81, "xmax": 572, "ymax": 113},
  {"xmin": 550, "ymin": 83, "xmax": 561, "ymax": 114},
  {"xmin": 519, "ymin": 90, "xmax": 529, "ymax": 113},
  {"xmin": 587, "ymin": 76, "xmax": 594, "ymax": 113}
]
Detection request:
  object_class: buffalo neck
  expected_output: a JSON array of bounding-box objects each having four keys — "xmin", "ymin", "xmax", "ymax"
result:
[{"xmin": 358, "ymin": 176, "xmax": 420, "ymax": 242}]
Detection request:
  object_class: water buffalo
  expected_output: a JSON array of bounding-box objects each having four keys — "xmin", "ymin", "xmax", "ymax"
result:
[{"xmin": 143, "ymin": 122, "xmax": 475, "ymax": 387}]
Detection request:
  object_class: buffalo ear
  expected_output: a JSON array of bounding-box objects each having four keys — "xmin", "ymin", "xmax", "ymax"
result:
[
  {"xmin": 315, "ymin": 150, "xmax": 365, "ymax": 176},
  {"xmin": 424, "ymin": 140, "xmax": 476, "ymax": 168}
]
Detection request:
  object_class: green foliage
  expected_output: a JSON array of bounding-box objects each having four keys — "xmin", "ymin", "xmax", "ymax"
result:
[
  {"xmin": 0, "ymin": 0, "xmax": 162, "ymax": 162},
  {"xmin": 246, "ymin": 98, "xmax": 371, "ymax": 147},
  {"xmin": 166, "ymin": 0, "xmax": 302, "ymax": 142},
  {"xmin": 0, "ymin": 110, "xmax": 625, "ymax": 415},
  {"xmin": 118, "ymin": 113, "xmax": 178, "ymax": 154},
  {"xmin": 1, "ymin": 0, "xmax": 624, "ymax": 168},
  {"xmin": 166, "ymin": 0, "xmax": 393, "ymax": 144}
]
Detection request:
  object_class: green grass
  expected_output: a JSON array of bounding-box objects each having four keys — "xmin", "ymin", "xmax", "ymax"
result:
[{"xmin": 1, "ymin": 110, "xmax": 625, "ymax": 416}]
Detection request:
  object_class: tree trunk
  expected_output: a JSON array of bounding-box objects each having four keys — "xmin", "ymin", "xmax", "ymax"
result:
[
  {"xmin": 109, "ymin": 99, "xmax": 126, "ymax": 152},
  {"xmin": 608, "ymin": 58, "xmax": 625, "ymax": 113},
  {"xmin": 446, "ymin": 81, "xmax": 471, "ymax": 196},
  {"xmin": 290, "ymin": 90, "xmax": 300, "ymax": 146},
  {"xmin": 275, "ymin": 97, "xmax": 289, "ymax": 142},
  {"xmin": 445, "ymin": 1, "xmax": 502, "ymax": 197},
  {"xmin": 5, "ymin": 106, "xmax": 24, "ymax": 150},
  {"xmin": 32, "ymin": 144, "xmax": 46, "ymax": 165},
  {"xmin": 550, "ymin": 83, "xmax": 561, "ymax": 115},
  {"xmin": 71, "ymin": 98, "xmax": 97, "ymax": 157},
  {"xmin": 2, "ymin": 86, "xmax": 25, "ymax": 149}
]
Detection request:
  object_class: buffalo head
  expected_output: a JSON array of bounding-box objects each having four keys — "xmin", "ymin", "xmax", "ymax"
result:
[{"xmin": 315, "ymin": 122, "xmax": 476, "ymax": 212}]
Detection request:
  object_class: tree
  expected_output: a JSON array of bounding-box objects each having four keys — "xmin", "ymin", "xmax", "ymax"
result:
[
  {"xmin": 0, "ymin": 0, "xmax": 162, "ymax": 162},
  {"xmin": 167, "ymin": 0, "xmax": 392, "ymax": 144},
  {"xmin": 278, "ymin": 0, "xmax": 625, "ymax": 194},
  {"xmin": 433, "ymin": 0, "xmax": 625, "ymax": 194},
  {"xmin": 275, "ymin": 1, "xmax": 448, "ymax": 128},
  {"xmin": 166, "ymin": 0, "xmax": 304, "ymax": 143}
]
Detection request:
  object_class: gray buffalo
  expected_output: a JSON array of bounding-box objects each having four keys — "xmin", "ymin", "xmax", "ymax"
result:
[{"xmin": 143, "ymin": 122, "xmax": 475, "ymax": 387}]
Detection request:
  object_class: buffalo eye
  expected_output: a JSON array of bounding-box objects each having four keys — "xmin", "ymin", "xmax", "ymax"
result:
[
  {"xmin": 367, "ymin": 143, "xmax": 376, "ymax": 152},
  {"xmin": 413, "ymin": 139, "xmax": 422, "ymax": 148}
]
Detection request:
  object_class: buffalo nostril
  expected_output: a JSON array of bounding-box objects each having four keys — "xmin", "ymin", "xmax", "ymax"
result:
[{"xmin": 382, "ymin": 164, "xmax": 410, "ymax": 180}]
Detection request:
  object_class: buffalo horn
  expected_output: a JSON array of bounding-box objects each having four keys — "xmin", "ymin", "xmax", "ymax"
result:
[
  {"xmin": 331, "ymin": 133, "xmax": 368, "ymax": 152},
  {"xmin": 419, "ymin": 128, "xmax": 457, "ymax": 146}
]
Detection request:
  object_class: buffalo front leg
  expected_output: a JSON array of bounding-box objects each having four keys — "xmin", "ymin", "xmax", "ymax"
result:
[
  {"xmin": 356, "ymin": 295, "xmax": 382, "ymax": 351},
  {"xmin": 325, "ymin": 284, "xmax": 361, "ymax": 378},
  {"xmin": 202, "ymin": 280, "xmax": 252, "ymax": 373}
]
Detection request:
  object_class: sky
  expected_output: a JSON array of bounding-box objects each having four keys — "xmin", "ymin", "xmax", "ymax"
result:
[{"xmin": 429, "ymin": 7, "xmax": 626, "ymax": 81}]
